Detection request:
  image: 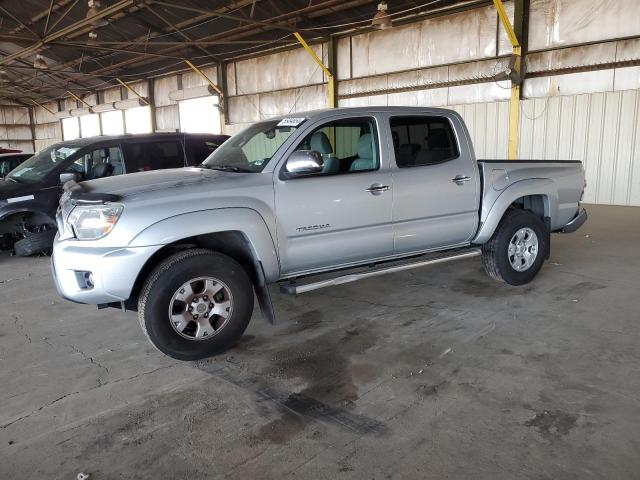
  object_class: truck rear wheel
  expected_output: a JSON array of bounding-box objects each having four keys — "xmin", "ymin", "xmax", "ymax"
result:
[
  {"xmin": 138, "ymin": 249, "xmax": 254, "ymax": 361},
  {"xmin": 481, "ymin": 209, "xmax": 547, "ymax": 286}
]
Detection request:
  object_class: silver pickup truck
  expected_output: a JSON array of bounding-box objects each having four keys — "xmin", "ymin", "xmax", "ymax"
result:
[{"xmin": 51, "ymin": 107, "xmax": 587, "ymax": 360}]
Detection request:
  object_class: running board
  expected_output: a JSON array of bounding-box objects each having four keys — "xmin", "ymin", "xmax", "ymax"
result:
[{"xmin": 280, "ymin": 247, "xmax": 482, "ymax": 295}]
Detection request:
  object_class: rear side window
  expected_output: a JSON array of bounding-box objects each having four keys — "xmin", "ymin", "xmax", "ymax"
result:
[
  {"xmin": 390, "ymin": 116, "xmax": 459, "ymax": 167},
  {"xmin": 123, "ymin": 140, "xmax": 185, "ymax": 172},
  {"xmin": 186, "ymin": 137, "xmax": 224, "ymax": 165}
]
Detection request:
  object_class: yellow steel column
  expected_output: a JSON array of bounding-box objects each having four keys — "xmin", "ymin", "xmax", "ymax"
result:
[
  {"xmin": 493, "ymin": 0, "xmax": 521, "ymax": 159},
  {"xmin": 293, "ymin": 31, "xmax": 335, "ymax": 108}
]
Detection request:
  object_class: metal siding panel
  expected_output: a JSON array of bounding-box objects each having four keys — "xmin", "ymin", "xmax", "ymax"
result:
[
  {"xmin": 531, "ymin": 98, "xmax": 548, "ymax": 159},
  {"xmin": 484, "ymin": 102, "xmax": 498, "ymax": 158},
  {"xmin": 544, "ymin": 97, "xmax": 561, "ymax": 160},
  {"xmin": 583, "ymin": 93, "xmax": 604, "ymax": 204},
  {"xmin": 497, "ymin": 101, "xmax": 509, "ymax": 158},
  {"xmin": 596, "ymin": 92, "xmax": 622, "ymax": 203},
  {"xmin": 571, "ymin": 95, "xmax": 590, "ymax": 163},
  {"xmin": 630, "ymin": 92, "xmax": 640, "ymax": 206},
  {"xmin": 613, "ymin": 90, "xmax": 637, "ymax": 205},
  {"xmin": 557, "ymin": 96, "xmax": 575, "ymax": 160}
]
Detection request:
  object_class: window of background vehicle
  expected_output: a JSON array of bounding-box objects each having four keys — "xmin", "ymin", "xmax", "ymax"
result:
[
  {"xmin": 390, "ymin": 116, "xmax": 459, "ymax": 168},
  {"xmin": 62, "ymin": 117, "xmax": 80, "ymax": 141},
  {"xmin": 293, "ymin": 117, "xmax": 379, "ymax": 176},
  {"xmin": 122, "ymin": 141, "xmax": 184, "ymax": 173},
  {"xmin": 186, "ymin": 137, "xmax": 224, "ymax": 165},
  {"xmin": 75, "ymin": 147, "xmax": 124, "ymax": 180},
  {"xmin": 101, "ymin": 110, "xmax": 125, "ymax": 135},
  {"xmin": 80, "ymin": 114, "xmax": 101, "ymax": 138},
  {"xmin": 179, "ymin": 96, "xmax": 221, "ymax": 134},
  {"xmin": 6, "ymin": 145, "xmax": 80, "ymax": 183},
  {"xmin": 124, "ymin": 106, "xmax": 153, "ymax": 134}
]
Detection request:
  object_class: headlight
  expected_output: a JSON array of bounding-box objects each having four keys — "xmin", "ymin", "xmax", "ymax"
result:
[{"xmin": 67, "ymin": 204, "xmax": 123, "ymax": 240}]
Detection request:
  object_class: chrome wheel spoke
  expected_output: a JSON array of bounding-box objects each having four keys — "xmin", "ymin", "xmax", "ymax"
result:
[
  {"xmin": 195, "ymin": 319, "xmax": 214, "ymax": 338},
  {"xmin": 212, "ymin": 300, "xmax": 231, "ymax": 318},
  {"xmin": 205, "ymin": 279, "xmax": 224, "ymax": 297},
  {"xmin": 169, "ymin": 276, "xmax": 234, "ymax": 341},
  {"xmin": 171, "ymin": 313, "xmax": 191, "ymax": 333},
  {"xmin": 174, "ymin": 283, "xmax": 194, "ymax": 302},
  {"xmin": 508, "ymin": 227, "xmax": 539, "ymax": 272}
]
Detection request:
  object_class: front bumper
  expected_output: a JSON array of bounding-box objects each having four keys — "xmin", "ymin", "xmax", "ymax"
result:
[
  {"xmin": 560, "ymin": 208, "xmax": 588, "ymax": 233},
  {"xmin": 51, "ymin": 237, "xmax": 162, "ymax": 305}
]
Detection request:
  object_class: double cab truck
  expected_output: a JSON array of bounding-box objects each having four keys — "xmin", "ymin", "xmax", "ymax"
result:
[{"xmin": 51, "ymin": 107, "xmax": 587, "ymax": 360}]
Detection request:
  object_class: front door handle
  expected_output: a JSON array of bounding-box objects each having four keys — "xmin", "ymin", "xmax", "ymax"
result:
[
  {"xmin": 452, "ymin": 175, "xmax": 471, "ymax": 185},
  {"xmin": 365, "ymin": 184, "xmax": 391, "ymax": 194}
]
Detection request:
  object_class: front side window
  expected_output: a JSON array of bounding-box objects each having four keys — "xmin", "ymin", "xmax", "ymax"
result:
[
  {"xmin": 73, "ymin": 146, "xmax": 124, "ymax": 180},
  {"xmin": 5, "ymin": 145, "xmax": 80, "ymax": 184},
  {"xmin": 291, "ymin": 117, "xmax": 379, "ymax": 176},
  {"xmin": 390, "ymin": 116, "xmax": 459, "ymax": 167},
  {"xmin": 202, "ymin": 119, "xmax": 297, "ymax": 173}
]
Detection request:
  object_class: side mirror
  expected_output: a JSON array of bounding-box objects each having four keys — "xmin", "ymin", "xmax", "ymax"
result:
[
  {"xmin": 59, "ymin": 172, "xmax": 79, "ymax": 185},
  {"xmin": 285, "ymin": 150, "xmax": 324, "ymax": 177}
]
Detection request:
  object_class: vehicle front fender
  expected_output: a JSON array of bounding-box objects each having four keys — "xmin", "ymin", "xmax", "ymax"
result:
[
  {"xmin": 128, "ymin": 207, "xmax": 280, "ymax": 282},
  {"xmin": 473, "ymin": 178, "xmax": 558, "ymax": 244}
]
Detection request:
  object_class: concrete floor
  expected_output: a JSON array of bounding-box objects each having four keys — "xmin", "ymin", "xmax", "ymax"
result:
[{"xmin": 1, "ymin": 204, "xmax": 639, "ymax": 479}]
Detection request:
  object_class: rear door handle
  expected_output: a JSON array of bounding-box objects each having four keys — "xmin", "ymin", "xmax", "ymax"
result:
[
  {"xmin": 452, "ymin": 175, "xmax": 471, "ymax": 185},
  {"xmin": 365, "ymin": 184, "xmax": 391, "ymax": 194}
]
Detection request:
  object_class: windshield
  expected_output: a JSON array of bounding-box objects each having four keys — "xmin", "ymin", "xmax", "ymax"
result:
[
  {"xmin": 201, "ymin": 119, "xmax": 299, "ymax": 172},
  {"xmin": 6, "ymin": 145, "xmax": 80, "ymax": 184}
]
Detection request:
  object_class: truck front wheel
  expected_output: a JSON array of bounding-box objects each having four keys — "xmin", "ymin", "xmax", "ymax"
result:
[
  {"xmin": 481, "ymin": 209, "xmax": 547, "ymax": 286},
  {"xmin": 138, "ymin": 249, "xmax": 254, "ymax": 361}
]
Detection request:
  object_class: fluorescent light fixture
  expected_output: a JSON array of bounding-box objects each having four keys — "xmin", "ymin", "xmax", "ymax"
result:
[
  {"xmin": 55, "ymin": 110, "xmax": 73, "ymax": 119},
  {"xmin": 71, "ymin": 107, "xmax": 93, "ymax": 117},
  {"xmin": 92, "ymin": 102, "xmax": 116, "ymax": 113},
  {"xmin": 168, "ymin": 85, "xmax": 218, "ymax": 102},
  {"xmin": 114, "ymin": 98, "xmax": 148, "ymax": 110}
]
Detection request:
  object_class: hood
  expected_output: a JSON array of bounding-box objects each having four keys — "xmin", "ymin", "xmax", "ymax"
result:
[
  {"xmin": 0, "ymin": 178, "xmax": 38, "ymax": 201},
  {"xmin": 81, "ymin": 167, "xmax": 233, "ymax": 197}
]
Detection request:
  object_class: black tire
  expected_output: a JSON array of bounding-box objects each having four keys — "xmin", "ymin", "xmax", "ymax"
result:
[
  {"xmin": 13, "ymin": 229, "xmax": 56, "ymax": 257},
  {"xmin": 481, "ymin": 209, "xmax": 547, "ymax": 286},
  {"xmin": 138, "ymin": 249, "xmax": 254, "ymax": 361}
]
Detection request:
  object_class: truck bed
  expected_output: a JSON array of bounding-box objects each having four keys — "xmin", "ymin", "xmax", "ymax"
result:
[{"xmin": 476, "ymin": 159, "xmax": 585, "ymax": 235}]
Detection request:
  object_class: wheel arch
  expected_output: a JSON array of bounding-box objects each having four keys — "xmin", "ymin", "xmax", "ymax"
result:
[{"xmin": 474, "ymin": 179, "xmax": 558, "ymax": 244}]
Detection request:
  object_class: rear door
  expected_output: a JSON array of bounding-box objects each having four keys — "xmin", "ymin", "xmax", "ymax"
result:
[
  {"xmin": 273, "ymin": 114, "xmax": 394, "ymax": 275},
  {"xmin": 387, "ymin": 114, "xmax": 479, "ymax": 254},
  {"xmin": 122, "ymin": 138, "xmax": 185, "ymax": 173}
]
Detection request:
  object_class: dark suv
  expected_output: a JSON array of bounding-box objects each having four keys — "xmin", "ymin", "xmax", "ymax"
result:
[{"xmin": 0, "ymin": 132, "xmax": 228, "ymax": 256}]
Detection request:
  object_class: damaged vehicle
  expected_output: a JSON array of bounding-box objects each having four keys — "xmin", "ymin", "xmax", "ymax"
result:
[
  {"xmin": 51, "ymin": 107, "xmax": 588, "ymax": 360},
  {"xmin": 0, "ymin": 133, "xmax": 228, "ymax": 256}
]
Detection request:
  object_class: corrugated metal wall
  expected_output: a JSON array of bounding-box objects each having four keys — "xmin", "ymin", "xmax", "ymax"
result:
[
  {"xmin": 520, "ymin": 91, "xmax": 640, "ymax": 205},
  {"xmin": 445, "ymin": 90, "xmax": 640, "ymax": 206},
  {"xmin": 0, "ymin": 104, "xmax": 33, "ymax": 153}
]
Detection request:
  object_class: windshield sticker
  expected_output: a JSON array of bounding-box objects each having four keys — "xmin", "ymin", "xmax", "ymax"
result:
[
  {"xmin": 7, "ymin": 195, "xmax": 35, "ymax": 204},
  {"xmin": 277, "ymin": 117, "xmax": 307, "ymax": 128}
]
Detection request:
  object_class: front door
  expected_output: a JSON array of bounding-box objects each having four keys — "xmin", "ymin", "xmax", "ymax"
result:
[
  {"xmin": 388, "ymin": 114, "xmax": 479, "ymax": 254},
  {"xmin": 274, "ymin": 115, "xmax": 394, "ymax": 275}
]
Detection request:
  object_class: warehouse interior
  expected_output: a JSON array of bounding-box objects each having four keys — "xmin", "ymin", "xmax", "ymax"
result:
[{"xmin": 1, "ymin": 1, "xmax": 640, "ymax": 478}]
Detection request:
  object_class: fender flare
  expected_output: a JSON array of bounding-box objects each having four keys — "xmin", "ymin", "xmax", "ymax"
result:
[
  {"xmin": 0, "ymin": 205, "xmax": 55, "ymax": 224},
  {"xmin": 128, "ymin": 207, "xmax": 281, "ymax": 282},
  {"xmin": 473, "ymin": 178, "xmax": 558, "ymax": 244}
]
